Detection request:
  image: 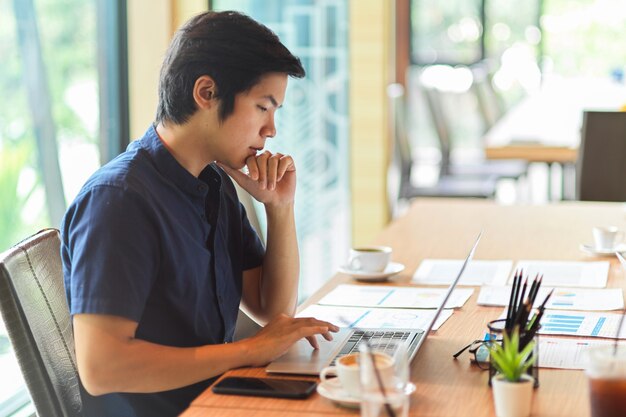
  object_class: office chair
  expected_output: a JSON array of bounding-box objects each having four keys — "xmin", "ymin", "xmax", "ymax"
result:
[
  {"xmin": 419, "ymin": 66, "xmax": 528, "ymax": 182},
  {"xmin": 0, "ymin": 228, "xmax": 82, "ymax": 417},
  {"xmin": 470, "ymin": 60, "xmax": 507, "ymax": 130},
  {"xmin": 576, "ymin": 111, "xmax": 626, "ymax": 201},
  {"xmin": 387, "ymin": 83, "xmax": 498, "ymax": 204}
]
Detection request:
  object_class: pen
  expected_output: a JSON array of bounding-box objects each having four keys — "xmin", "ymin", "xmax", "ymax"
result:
[
  {"xmin": 530, "ymin": 275, "xmax": 543, "ymax": 306},
  {"xmin": 521, "ymin": 289, "xmax": 553, "ymax": 346},
  {"xmin": 512, "ymin": 299, "xmax": 531, "ymax": 330},
  {"xmin": 527, "ymin": 274, "xmax": 539, "ymax": 306},
  {"xmin": 538, "ymin": 288, "xmax": 554, "ymax": 311},
  {"xmin": 506, "ymin": 271, "xmax": 520, "ymax": 329},
  {"xmin": 522, "ymin": 307, "xmax": 545, "ymax": 347},
  {"xmin": 518, "ymin": 277, "xmax": 528, "ymax": 311}
]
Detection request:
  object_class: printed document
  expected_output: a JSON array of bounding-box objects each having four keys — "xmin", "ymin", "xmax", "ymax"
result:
[
  {"xmin": 539, "ymin": 338, "xmax": 626, "ymax": 370},
  {"xmin": 413, "ymin": 260, "xmax": 512, "ymax": 286},
  {"xmin": 478, "ymin": 286, "xmax": 624, "ymax": 311},
  {"xmin": 508, "ymin": 261, "xmax": 609, "ymax": 288},
  {"xmin": 318, "ymin": 284, "xmax": 473, "ymax": 309},
  {"xmin": 498, "ymin": 309, "xmax": 626, "ymax": 338},
  {"xmin": 297, "ymin": 304, "xmax": 453, "ymax": 331}
]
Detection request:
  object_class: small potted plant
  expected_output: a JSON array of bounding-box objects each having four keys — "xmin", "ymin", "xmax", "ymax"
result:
[{"xmin": 488, "ymin": 326, "xmax": 536, "ymax": 417}]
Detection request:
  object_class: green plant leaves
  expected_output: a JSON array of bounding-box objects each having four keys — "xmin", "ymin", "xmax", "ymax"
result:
[{"xmin": 488, "ymin": 326, "xmax": 536, "ymax": 382}]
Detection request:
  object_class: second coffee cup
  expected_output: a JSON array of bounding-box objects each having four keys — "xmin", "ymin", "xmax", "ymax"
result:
[
  {"xmin": 319, "ymin": 351, "xmax": 395, "ymax": 398},
  {"xmin": 592, "ymin": 226, "xmax": 624, "ymax": 251},
  {"xmin": 348, "ymin": 246, "xmax": 392, "ymax": 272}
]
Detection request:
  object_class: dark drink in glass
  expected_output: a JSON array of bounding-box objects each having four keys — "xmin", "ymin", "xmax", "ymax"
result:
[
  {"xmin": 586, "ymin": 346, "xmax": 626, "ymax": 417},
  {"xmin": 589, "ymin": 377, "xmax": 626, "ymax": 417}
]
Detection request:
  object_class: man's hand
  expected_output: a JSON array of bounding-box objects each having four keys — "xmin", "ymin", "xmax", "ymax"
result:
[
  {"xmin": 217, "ymin": 151, "xmax": 295, "ymax": 207},
  {"xmin": 240, "ymin": 314, "xmax": 339, "ymax": 367}
]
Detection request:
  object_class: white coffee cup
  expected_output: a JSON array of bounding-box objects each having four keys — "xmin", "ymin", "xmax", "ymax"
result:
[
  {"xmin": 319, "ymin": 352, "xmax": 394, "ymax": 398},
  {"xmin": 348, "ymin": 246, "xmax": 392, "ymax": 272},
  {"xmin": 592, "ymin": 226, "xmax": 624, "ymax": 250}
]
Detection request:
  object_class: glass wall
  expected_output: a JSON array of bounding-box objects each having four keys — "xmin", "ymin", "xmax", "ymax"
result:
[
  {"xmin": 212, "ymin": 0, "xmax": 351, "ymax": 300},
  {"xmin": 542, "ymin": 0, "xmax": 626, "ymax": 79},
  {"xmin": 0, "ymin": 0, "xmax": 108, "ymax": 414}
]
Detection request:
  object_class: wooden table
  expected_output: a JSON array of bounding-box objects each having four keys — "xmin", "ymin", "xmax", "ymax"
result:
[
  {"xmin": 182, "ymin": 198, "xmax": 626, "ymax": 417},
  {"xmin": 484, "ymin": 76, "xmax": 626, "ymax": 163},
  {"xmin": 484, "ymin": 77, "xmax": 626, "ymax": 198}
]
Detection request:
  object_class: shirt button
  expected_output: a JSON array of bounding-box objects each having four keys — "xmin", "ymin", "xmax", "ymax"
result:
[
  {"xmin": 197, "ymin": 184, "xmax": 206, "ymax": 192},
  {"xmin": 200, "ymin": 214, "xmax": 206, "ymax": 220}
]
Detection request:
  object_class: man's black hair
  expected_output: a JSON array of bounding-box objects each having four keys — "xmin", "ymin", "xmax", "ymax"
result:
[{"xmin": 156, "ymin": 10, "xmax": 305, "ymax": 125}]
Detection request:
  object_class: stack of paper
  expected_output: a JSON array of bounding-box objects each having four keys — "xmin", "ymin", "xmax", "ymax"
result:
[
  {"xmin": 412, "ymin": 260, "xmax": 512, "ymax": 286},
  {"xmin": 478, "ymin": 287, "xmax": 624, "ymax": 311},
  {"xmin": 509, "ymin": 261, "xmax": 610, "ymax": 288},
  {"xmin": 297, "ymin": 304, "xmax": 452, "ymax": 331},
  {"xmin": 317, "ymin": 284, "xmax": 473, "ymax": 309}
]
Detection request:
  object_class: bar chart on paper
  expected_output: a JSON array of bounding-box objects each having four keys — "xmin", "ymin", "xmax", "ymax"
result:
[{"xmin": 537, "ymin": 311, "xmax": 626, "ymax": 338}]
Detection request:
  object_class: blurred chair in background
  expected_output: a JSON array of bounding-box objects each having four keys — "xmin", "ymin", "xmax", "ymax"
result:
[
  {"xmin": 0, "ymin": 229, "xmax": 82, "ymax": 417},
  {"xmin": 387, "ymin": 82, "xmax": 498, "ymax": 217},
  {"xmin": 418, "ymin": 65, "xmax": 529, "ymax": 184},
  {"xmin": 471, "ymin": 60, "xmax": 507, "ymax": 130},
  {"xmin": 576, "ymin": 111, "xmax": 626, "ymax": 201}
]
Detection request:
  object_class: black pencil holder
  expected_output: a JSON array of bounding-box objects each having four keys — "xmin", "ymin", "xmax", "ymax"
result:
[{"xmin": 486, "ymin": 319, "xmax": 540, "ymax": 388}]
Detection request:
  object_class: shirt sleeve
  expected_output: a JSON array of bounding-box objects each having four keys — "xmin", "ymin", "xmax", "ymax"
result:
[
  {"xmin": 238, "ymin": 202, "xmax": 265, "ymax": 271},
  {"xmin": 62, "ymin": 184, "xmax": 159, "ymax": 322}
]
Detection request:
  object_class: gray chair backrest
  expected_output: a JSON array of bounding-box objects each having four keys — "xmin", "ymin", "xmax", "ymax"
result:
[
  {"xmin": 576, "ymin": 111, "xmax": 626, "ymax": 202},
  {"xmin": 470, "ymin": 61, "xmax": 506, "ymax": 130},
  {"xmin": 0, "ymin": 229, "xmax": 82, "ymax": 417}
]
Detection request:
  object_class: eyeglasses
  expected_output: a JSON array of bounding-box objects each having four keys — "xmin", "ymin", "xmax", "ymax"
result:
[{"xmin": 453, "ymin": 336, "xmax": 501, "ymax": 371}]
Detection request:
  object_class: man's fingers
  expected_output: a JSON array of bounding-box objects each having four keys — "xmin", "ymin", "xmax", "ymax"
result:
[
  {"xmin": 321, "ymin": 331, "xmax": 334, "ymax": 342},
  {"xmin": 255, "ymin": 151, "xmax": 271, "ymax": 189},
  {"xmin": 245, "ymin": 156, "xmax": 260, "ymax": 181},
  {"xmin": 217, "ymin": 162, "xmax": 251, "ymax": 186},
  {"xmin": 276, "ymin": 155, "xmax": 295, "ymax": 182},
  {"xmin": 305, "ymin": 335, "xmax": 320, "ymax": 350},
  {"xmin": 267, "ymin": 154, "xmax": 281, "ymax": 190}
]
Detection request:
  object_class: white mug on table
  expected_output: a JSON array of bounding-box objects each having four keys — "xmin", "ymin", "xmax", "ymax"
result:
[
  {"xmin": 348, "ymin": 246, "xmax": 392, "ymax": 272},
  {"xmin": 319, "ymin": 351, "xmax": 394, "ymax": 398},
  {"xmin": 592, "ymin": 226, "xmax": 624, "ymax": 250}
]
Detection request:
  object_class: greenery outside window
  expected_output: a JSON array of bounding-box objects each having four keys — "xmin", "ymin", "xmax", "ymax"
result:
[{"xmin": 0, "ymin": 0, "xmax": 127, "ymax": 415}]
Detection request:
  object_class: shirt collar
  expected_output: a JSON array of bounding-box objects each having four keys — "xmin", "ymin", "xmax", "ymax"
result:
[{"xmin": 130, "ymin": 125, "xmax": 218, "ymax": 197}]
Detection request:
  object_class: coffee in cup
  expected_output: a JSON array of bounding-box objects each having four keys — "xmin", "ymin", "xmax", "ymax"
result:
[
  {"xmin": 348, "ymin": 246, "xmax": 392, "ymax": 272},
  {"xmin": 319, "ymin": 351, "xmax": 394, "ymax": 398}
]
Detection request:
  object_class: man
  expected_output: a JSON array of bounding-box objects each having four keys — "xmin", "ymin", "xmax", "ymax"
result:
[{"xmin": 61, "ymin": 11, "xmax": 338, "ymax": 417}]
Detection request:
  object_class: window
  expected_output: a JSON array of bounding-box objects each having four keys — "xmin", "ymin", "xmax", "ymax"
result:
[
  {"xmin": 410, "ymin": 0, "xmax": 484, "ymax": 65},
  {"xmin": 0, "ymin": 0, "xmax": 126, "ymax": 414},
  {"xmin": 211, "ymin": 0, "xmax": 351, "ymax": 299},
  {"xmin": 542, "ymin": 0, "xmax": 626, "ymax": 78}
]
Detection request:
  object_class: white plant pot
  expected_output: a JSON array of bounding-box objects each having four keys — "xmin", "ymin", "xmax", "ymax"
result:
[{"xmin": 491, "ymin": 374, "xmax": 534, "ymax": 417}]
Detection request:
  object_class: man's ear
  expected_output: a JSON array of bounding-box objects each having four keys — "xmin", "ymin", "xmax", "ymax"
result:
[{"xmin": 193, "ymin": 75, "xmax": 217, "ymax": 109}]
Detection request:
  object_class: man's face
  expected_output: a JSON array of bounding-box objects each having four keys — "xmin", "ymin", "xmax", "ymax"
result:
[{"xmin": 213, "ymin": 72, "xmax": 288, "ymax": 169}]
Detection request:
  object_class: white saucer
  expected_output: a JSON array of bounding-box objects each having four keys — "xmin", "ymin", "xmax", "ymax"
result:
[
  {"xmin": 579, "ymin": 243, "xmax": 626, "ymax": 256},
  {"xmin": 316, "ymin": 378, "xmax": 361, "ymax": 408},
  {"xmin": 317, "ymin": 379, "xmax": 417, "ymax": 409},
  {"xmin": 338, "ymin": 262, "xmax": 405, "ymax": 281}
]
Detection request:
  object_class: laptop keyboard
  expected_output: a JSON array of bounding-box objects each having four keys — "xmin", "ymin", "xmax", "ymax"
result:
[{"xmin": 329, "ymin": 330, "xmax": 411, "ymax": 366}]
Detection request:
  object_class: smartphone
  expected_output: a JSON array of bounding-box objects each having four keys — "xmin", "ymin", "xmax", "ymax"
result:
[{"xmin": 212, "ymin": 376, "xmax": 317, "ymax": 399}]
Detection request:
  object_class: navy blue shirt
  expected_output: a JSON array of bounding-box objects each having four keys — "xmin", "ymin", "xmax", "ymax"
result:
[{"xmin": 61, "ymin": 125, "xmax": 265, "ymax": 417}]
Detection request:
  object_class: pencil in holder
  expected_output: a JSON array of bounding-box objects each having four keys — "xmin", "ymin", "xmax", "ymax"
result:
[{"xmin": 486, "ymin": 318, "xmax": 540, "ymax": 388}]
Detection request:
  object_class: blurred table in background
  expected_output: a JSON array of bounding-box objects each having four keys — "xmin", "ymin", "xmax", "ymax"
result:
[{"xmin": 485, "ymin": 77, "xmax": 626, "ymax": 199}]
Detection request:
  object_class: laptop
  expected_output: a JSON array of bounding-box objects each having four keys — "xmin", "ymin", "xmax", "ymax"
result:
[{"xmin": 266, "ymin": 232, "xmax": 482, "ymax": 375}]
